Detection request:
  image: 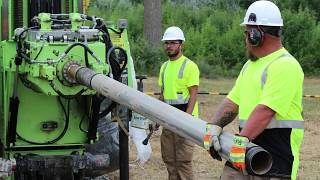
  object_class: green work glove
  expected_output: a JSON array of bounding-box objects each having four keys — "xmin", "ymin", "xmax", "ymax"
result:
[
  {"xmin": 204, "ymin": 123, "xmax": 222, "ymax": 161},
  {"xmin": 229, "ymin": 135, "xmax": 249, "ymax": 172}
]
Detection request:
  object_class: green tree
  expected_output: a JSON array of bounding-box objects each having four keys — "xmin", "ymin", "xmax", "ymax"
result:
[
  {"xmin": 282, "ymin": 8, "xmax": 320, "ymax": 74},
  {"xmin": 277, "ymin": 0, "xmax": 320, "ymax": 20}
]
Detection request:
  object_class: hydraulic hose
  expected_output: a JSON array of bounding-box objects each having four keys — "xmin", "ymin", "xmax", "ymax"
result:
[
  {"xmin": 59, "ymin": 42, "xmax": 102, "ymax": 64},
  {"xmin": 106, "ymin": 46, "xmax": 128, "ymax": 79}
]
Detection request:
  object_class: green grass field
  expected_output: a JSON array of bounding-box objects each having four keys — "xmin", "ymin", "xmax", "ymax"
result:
[{"xmin": 125, "ymin": 77, "xmax": 320, "ymax": 180}]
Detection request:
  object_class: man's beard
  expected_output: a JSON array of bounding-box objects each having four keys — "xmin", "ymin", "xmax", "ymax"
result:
[
  {"xmin": 166, "ymin": 49, "xmax": 180, "ymax": 58},
  {"xmin": 246, "ymin": 49, "xmax": 258, "ymax": 61}
]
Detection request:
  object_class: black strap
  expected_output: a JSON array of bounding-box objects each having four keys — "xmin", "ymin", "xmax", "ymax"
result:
[
  {"xmin": 7, "ymin": 97, "xmax": 20, "ymax": 145},
  {"xmin": 87, "ymin": 95, "xmax": 102, "ymax": 142},
  {"xmin": 7, "ymin": 66, "xmax": 21, "ymax": 145}
]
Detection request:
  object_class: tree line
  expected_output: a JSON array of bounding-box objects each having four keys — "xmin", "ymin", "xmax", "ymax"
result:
[{"xmin": 88, "ymin": 0, "xmax": 320, "ymax": 77}]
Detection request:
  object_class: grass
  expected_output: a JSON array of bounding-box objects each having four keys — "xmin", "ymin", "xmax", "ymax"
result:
[{"xmin": 123, "ymin": 77, "xmax": 320, "ymax": 180}]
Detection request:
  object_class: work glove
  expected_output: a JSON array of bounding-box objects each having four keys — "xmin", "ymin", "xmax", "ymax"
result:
[
  {"xmin": 229, "ymin": 135, "xmax": 249, "ymax": 173},
  {"xmin": 203, "ymin": 123, "xmax": 222, "ymax": 161}
]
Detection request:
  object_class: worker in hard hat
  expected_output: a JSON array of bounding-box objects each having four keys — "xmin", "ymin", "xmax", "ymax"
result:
[
  {"xmin": 158, "ymin": 26, "xmax": 200, "ymax": 180},
  {"xmin": 205, "ymin": 1, "xmax": 304, "ymax": 180}
]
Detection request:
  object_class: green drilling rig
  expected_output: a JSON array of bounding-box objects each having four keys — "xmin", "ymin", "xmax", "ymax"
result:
[
  {"xmin": 0, "ymin": 0, "xmax": 135, "ymax": 179},
  {"xmin": 0, "ymin": 1, "xmax": 275, "ymax": 179}
]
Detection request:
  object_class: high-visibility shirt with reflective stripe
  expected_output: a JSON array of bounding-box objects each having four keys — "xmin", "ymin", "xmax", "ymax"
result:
[
  {"xmin": 227, "ymin": 48, "xmax": 304, "ymax": 179},
  {"xmin": 228, "ymin": 48, "xmax": 304, "ymax": 128},
  {"xmin": 158, "ymin": 55, "xmax": 200, "ymax": 116}
]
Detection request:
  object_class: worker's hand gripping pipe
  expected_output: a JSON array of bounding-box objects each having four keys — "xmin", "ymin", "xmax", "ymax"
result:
[{"xmin": 66, "ymin": 65, "xmax": 273, "ymax": 175}]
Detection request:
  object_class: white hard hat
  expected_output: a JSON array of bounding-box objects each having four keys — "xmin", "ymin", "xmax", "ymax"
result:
[
  {"xmin": 162, "ymin": 26, "xmax": 185, "ymax": 42},
  {"xmin": 241, "ymin": 0, "xmax": 283, "ymax": 27}
]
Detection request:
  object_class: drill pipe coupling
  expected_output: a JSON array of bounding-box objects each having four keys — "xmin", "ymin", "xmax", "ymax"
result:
[
  {"xmin": 63, "ymin": 61, "xmax": 81, "ymax": 84},
  {"xmin": 66, "ymin": 66, "xmax": 98, "ymax": 88}
]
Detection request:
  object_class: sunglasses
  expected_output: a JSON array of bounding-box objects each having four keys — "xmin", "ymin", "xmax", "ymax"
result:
[{"xmin": 164, "ymin": 41, "xmax": 181, "ymax": 45}]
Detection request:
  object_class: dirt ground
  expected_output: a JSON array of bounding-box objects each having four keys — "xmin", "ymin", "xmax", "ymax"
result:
[{"xmin": 111, "ymin": 77, "xmax": 320, "ymax": 180}]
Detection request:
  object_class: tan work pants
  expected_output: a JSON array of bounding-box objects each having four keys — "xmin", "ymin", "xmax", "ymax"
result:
[
  {"xmin": 161, "ymin": 128, "xmax": 194, "ymax": 180},
  {"xmin": 220, "ymin": 165, "xmax": 288, "ymax": 180}
]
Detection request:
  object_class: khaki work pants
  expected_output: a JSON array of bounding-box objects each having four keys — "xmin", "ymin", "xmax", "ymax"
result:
[
  {"xmin": 161, "ymin": 128, "xmax": 194, "ymax": 180},
  {"xmin": 220, "ymin": 165, "xmax": 289, "ymax": 180}
]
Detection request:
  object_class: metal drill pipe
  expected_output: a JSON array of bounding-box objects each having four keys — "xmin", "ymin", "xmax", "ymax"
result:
[{"xmin": 68, "ymin": 66, "xmax": 272, "ymax": 175}]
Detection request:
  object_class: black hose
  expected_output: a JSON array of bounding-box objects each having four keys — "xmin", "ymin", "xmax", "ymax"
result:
[
  {"xmin": 77, "ymin": 97, "xmax": 89, "ymax": 133},
  {"xmin": 62, "ymin": 42, "xmax": 101, "ymax": 67},
  {"xmin": 49, "ymin": 81, "xmax": 87, "ymax": 99},
  {"xmin": 18, "ymin": 41, "xmax": 96, "ymax": 65},
  {"xmin": 107, "ymin": 27, "xmax": 123, "ymax": 34},
  {"xmin": 84, "ymin": 46, "xmax": 89, "ymax": 68},
  {"xmin": 106, "ymin": 46, "xmax": 128, "ymax": 80},
  {"xmin": 64, "ymin": 42, "xmax": 94, "ymax": 56},
  {"xmin": 33, "ymin": 36, "xmax": 46, "ymax": 60},
  {"xmin": 94, "ymin": 19, "xmax": 128, "ymax": 79},
  {"xmin": 79, "ymin": 112, "xmax": 88, "ymax": 133},
  {"xmin": 95, "ymin": 18, "xmax": 113, "ymax": 50},
  {"xmin": 16, "ymin": 26, "xmax": 39, "ymax": 62}
]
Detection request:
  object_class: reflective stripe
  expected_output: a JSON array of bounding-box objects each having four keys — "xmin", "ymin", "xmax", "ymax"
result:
[
  {"xmin": 164, "ymin": 98, "xmax": 189, "ymax": 105},
  {"xmin": 161, "ymin": 61, "xmax": 169, "ymax": 92},
  {"xmin": 203, "ymin": 124, "xmax": 214, "ymax": 150},
  {"xmin": 261, "ymin": 53, "xmax": 293, "ymax": 89},
  {"xmin": 230, "ymin": 156, "xmax": 245, "ymax": 162},
  {"xmin": 239, "ymin": 119, "xmax": 304, "ymax": 129},
  {"xmin": 178, "ymin": 58, "xmax": 189, "ymax": 78}
]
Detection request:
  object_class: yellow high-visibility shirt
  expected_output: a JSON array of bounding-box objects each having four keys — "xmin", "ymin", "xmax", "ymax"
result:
[
  {"xmin": 227, "ymin": 48, "xmax": 304, "ymax": 179},
  {"xmin": 158, "ymin": 55, "xmax": 200, "ymax": 116}
]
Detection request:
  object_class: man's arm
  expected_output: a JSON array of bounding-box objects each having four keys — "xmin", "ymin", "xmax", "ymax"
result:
[
  {"xmin": 239, "ymin": 104, "xmax": 275, "ymax": 140},
  {"xmin": 208, "ymin": 98, "xmax": 239, "ymax": 127},
  {"xmin": 186, "ymin": 85, "xmax": 198, "ymax": 115}
]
